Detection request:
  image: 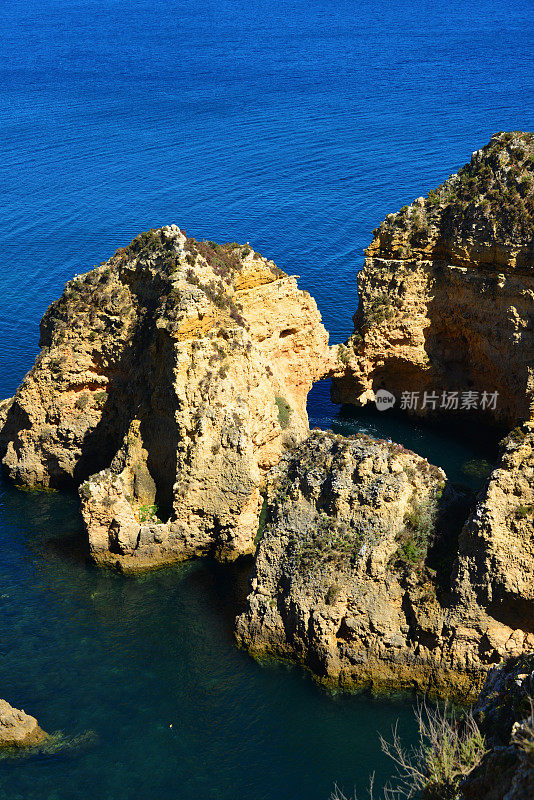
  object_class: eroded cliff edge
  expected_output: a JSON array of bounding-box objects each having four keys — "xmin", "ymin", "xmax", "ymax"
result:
[
  {"xmin": 236, "ymin": 427, "xmax": 534, "ymax": 699},
  {"xmin": 0, "ymin": 228, "xmax": 335, "ymax": 568},
  {"xmin": 0, "ymin": 133, "xmax": 532, "ymax": 700},
  {"xmin": 237, "ymin": 133, "xmax": 534, "ymax": 698},
  {"xmin": 332, "ymin": 131, "xmax": 534, "ymax": 427}
]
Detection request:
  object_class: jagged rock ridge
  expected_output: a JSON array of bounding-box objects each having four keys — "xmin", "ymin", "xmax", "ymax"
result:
[
  {"xmin": 237, "ymin": 134, "xmax": 534, "ymax": 697},
  {"xmin": 236, "ymin": 428, "xmax": 534, "ymax": 699},
  {"xmin": 0, "ymin": 134, "xmax": 532, "ymax": 702}
]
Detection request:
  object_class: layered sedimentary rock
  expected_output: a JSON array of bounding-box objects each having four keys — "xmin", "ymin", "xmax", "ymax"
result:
[
  {"xmin": 0, "ymin": 700, "xmax": 47, "ymax": 748},
  {"xmin": 237, "ymin": 427, "xmax": 534, "ymax": 699},
  {"xmin": 0, "ymin": 227, "xmax": 333, "ymax": 568},
  {"xmin": 237, "ymin": 134, "xmax": 534, "ymax": 696},
  {"xmin": 332, "ymin": 132, "xmax": 534, "ymax": 427},
  {"xmin": 1, "ymin": 134, "xmax": 532, "ymax": 702},
  {"xmin": 456, "ymin": 425, "xmax": 534, "ymax": 623}
]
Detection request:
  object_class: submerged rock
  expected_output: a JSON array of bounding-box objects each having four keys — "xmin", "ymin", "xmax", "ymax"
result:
[
  {"xmin": 0, "ymin": 700, "xmax": 47, "ymax": 747},
  {"xmin": 0, "ymin": 228, "xmax": 335, "ymax": 569}
]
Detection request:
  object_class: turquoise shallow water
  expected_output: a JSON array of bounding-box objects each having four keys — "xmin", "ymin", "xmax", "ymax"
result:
[{"xmin": 1, "ymin": 0, "xmax": 532, "ymax": 797}]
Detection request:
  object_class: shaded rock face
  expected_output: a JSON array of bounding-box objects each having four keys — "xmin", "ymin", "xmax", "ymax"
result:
[
  {"xmin": 461, "ymin": 654, "xmax": 534, "ymax": 800},
  {"xmin": 332, "ymin": 132, "xmax": 534, "ymax": 427},
  {"xmin": 0, "ymin": 700, "xmax": 47, "ymax": 747},
  {"xmin": 455, "ymin": 425, "xmax": 534, "ymax": 631},
  {"xmin": 236, "ymin": 429, "xmax": 534, "ymax": 699},
  {"xmin": 0, "ymin": 227, "xmax": 334, "ymax": 568}
]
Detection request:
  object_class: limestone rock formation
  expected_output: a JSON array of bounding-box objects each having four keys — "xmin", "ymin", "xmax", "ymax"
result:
[
  {"xmin": 332, "ymin": 132, "xmax": 534, "ymax": 427},
  {"xmin": 1, "ymin": 135, "xmax": 532, "ymax": 703},
  {"xmin": 0, "ymin": 700, "xmax": 47, "ymax": 747},
  {"xmin": 0, "ymin": 227, "xmax": 334, "ymax": 568},
  {"xmin": 456, "ymin": 424, "xmax": 534, "ymax": 624},
  {"xmin": 236, "ymin": 428, "xmax": 534, "ymax": 699},
  {"xmin": 236, "ymin": 134, "xmax": 534, "ymax": 697}
]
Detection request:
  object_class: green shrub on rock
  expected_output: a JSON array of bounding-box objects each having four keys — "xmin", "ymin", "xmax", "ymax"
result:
[
  {"xmin": 139, "ymin": 503, "xmax": 159, "ymax": 523},
  {"xmin": 393, "ymin": 494, "xmax": 438, "ymax": 568},
  {"xmin": 331, "ymin": 702, "xmax": 486, "ymax": 800},
  {"xmin": 275, "ymin": 396, "xmax": 292, "ymax": 429}
]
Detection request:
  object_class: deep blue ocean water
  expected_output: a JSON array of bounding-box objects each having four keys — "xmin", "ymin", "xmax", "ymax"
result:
[{"xmin": 1, "ymin": 1, "xmax": 533, "ymax": 797}]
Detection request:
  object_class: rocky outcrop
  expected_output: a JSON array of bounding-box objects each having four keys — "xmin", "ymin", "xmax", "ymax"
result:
[
  {"xmin": 236, "ymin": 428, "xmax": 534, "ymax": 699},
  {"xmin": 461, "ymin": 654, "xmax": 534, "ymax": 800},
  {"xmin": 236, "ymin": 134, "xmax": 534, "ymax": 698},
  {"xmin": 332, "ymin": 132, "xmax": 534, "ymax": 427},
  {"xmin": 0, "ymin": 227, "xmax": 334, "ymax": 568},
  {"xmin": 0, "ymin": 700, "xmax": 47, "ymax": 747},
  {"xmin": 276, "ymin": 133, "xmax": 534, "ymax": 695},
  {"xmin": 456, "ymin": 424, "xmax": 534, "ymax": 631},
  {"xmin": 1, "ymin": 135, "xmax": 532, "ymax": 703}
]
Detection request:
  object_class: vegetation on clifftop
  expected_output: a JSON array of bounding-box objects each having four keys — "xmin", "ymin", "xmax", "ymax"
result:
[{"xmin": 371, "ymin": 131, "xmax": 534, "ymax": 259}]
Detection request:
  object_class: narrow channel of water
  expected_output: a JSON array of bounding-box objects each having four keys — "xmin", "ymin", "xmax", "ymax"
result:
[
  {"xmin": 0, "ymin": 382, "xmax": 498, "ymax": 799},
  {"xmin": 1, "ymin": 0, "xmax": 527, "ymax": 795},
  {"xmin": 308, "ymin": 380, "xmax": 499, "ymax": 492}
]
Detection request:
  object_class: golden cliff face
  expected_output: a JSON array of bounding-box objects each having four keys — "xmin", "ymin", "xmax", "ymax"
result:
[
  {"xmin": 235, "ymin": 134, "xmax": 534, "ymax": 698},
  {"xmin": 455, "ymin": 424, "xmax": 534, "ymax": 617},
  {"xmin": 0, "ymin": 226, "xmax": 334, "ymax": 569},
  {"xmin": 236, "ymin": 428, "xmax": 534, "ymax": 701},
  {"xmin": 332, "ymin": 132, "xmax": 534, "ymax": 427},
  {"xmin": 0, "ymin": 135, "xmax": 532, "ymax": 701}
]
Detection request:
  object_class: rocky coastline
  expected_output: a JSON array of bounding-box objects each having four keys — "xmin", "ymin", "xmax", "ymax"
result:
[
  {"xmin": 0, "ymin": 132, "xmax": 533, "ymax": 704},
  {"xmin": 0, "ymin": 700, "xmax": 47, "ymax": 748},
  {"xmin": 0, "ymin": 229, "xmax": 335, "ymax": 568},
  {"xmin": 332, "ymin": 131, "xmax": 534, "ymax": 428},
  {"xmin": 236, "ymin": 426, "xmax": 534, "ymax": 700}
]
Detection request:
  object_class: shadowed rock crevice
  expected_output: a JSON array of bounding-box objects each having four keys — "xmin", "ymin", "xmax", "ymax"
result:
[
  {"xmin": 0, "ymin": 133, "xmax": 532, "ymax": 702},
  {"xmin": 139, "ymin": 330, "xmax": 181, "ymax": 523},
  {"xmin": 0, "ymin": 226, "xmax": 336, "ymax": 570},
  {"xmin": 237, "ymin": 134, "xmax": 534, "ymax": 698},
  {"xmin": 236, "ymin": 427, "xmax": 534, "ymax": 699}
]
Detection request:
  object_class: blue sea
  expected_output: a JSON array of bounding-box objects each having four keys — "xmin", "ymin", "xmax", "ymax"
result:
[{"xmin": 0, "ymin": 1, "xmax": 532, "ymax": 798}]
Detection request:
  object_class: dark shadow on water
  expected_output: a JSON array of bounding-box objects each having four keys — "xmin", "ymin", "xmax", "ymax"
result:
[
  {"xmin": 308, "ymin": 379, "xmax": 501, "ymax": 491},
  {"xmin": 44, "ymin": 532, "xmax": 90, "ymax": 566},
  {"xmin": 188, "ymin": 555, "xmax": 254, "ymax": 638}
]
